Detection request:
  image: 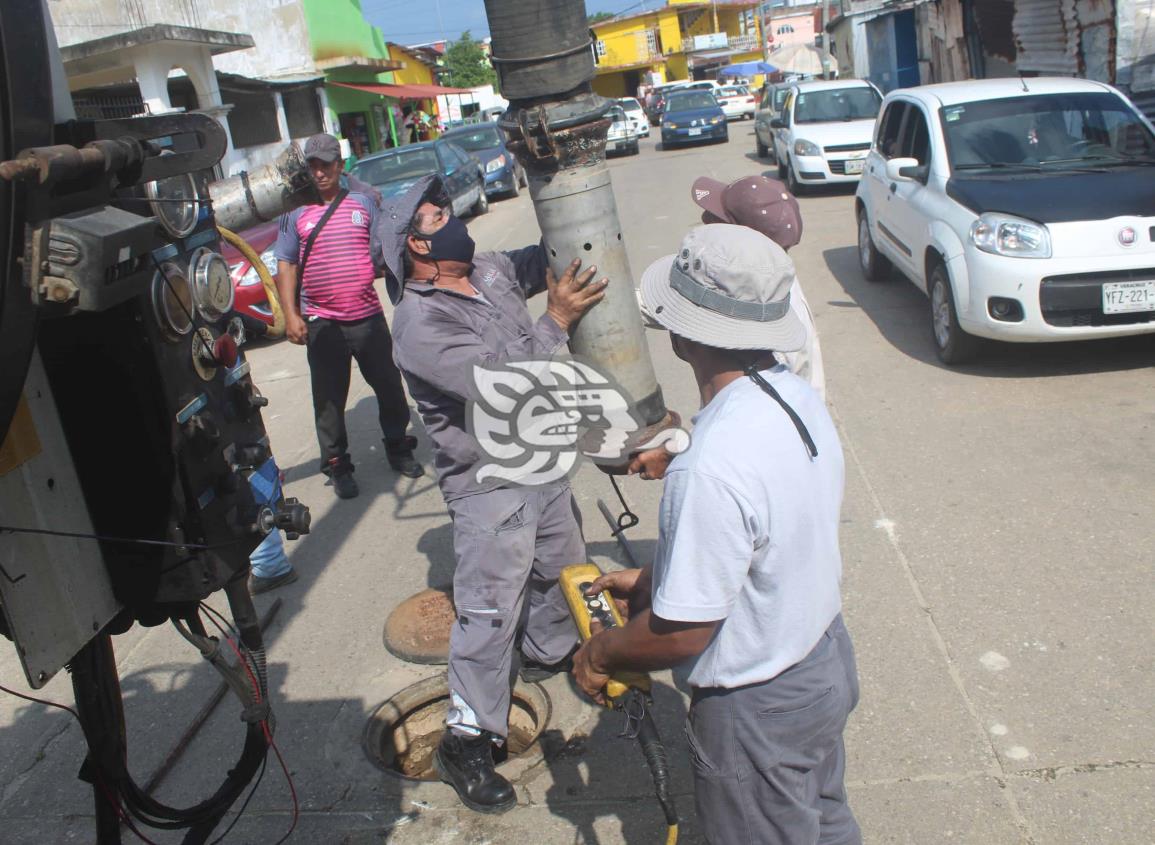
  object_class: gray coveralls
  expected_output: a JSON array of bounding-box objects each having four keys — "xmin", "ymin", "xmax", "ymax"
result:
[{"xmin": 391, "ymin": 245, "xmax": 585, "ymax": 737}]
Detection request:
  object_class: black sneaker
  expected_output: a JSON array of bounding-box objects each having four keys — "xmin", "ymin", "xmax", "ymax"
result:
[
  {"xmin": 435, "ymin": 730, "xmax": 516, "ymax": 815},
  {"xmin": 332, "ymin": 471, "xmax": 359, "ymax": 499},
  {"xmin": 385, "ymin": 436, "xmax": 424, "ymax": 478},
  {"xmin": 248, "ymin": 569, "xmax": 298, "ymax": 595}
]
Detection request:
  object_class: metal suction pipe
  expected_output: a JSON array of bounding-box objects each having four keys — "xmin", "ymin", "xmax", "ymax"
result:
[
  {"xmin": 207, "ymin": 143, "xmax": 321, "ymax": 234},
  {"xmin": 484, "ymin": 0, "xmax": 670, "ymax": 439}
]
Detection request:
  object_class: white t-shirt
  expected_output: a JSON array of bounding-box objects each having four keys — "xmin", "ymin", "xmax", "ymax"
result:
[{"xmin": 650, "ymin": 365, "xmax": 845, "ymax": 689}]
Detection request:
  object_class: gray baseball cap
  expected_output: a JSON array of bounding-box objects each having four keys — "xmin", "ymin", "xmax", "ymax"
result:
[
  {"xmin": 303, "ymin": 133, "xmax": 342, "ymax": 163},
  {"xmin": 639, "ymin": 224, "xmax": 806, "ymax": 352},
  {"xmin": 372, "ymin": 173, "xmax": 450, "ymax": 304}
]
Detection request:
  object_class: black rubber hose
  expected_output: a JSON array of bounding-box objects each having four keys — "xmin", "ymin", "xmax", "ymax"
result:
[
  {"xmin": 483, "ymin": 0, "xmax": 594, "ymax": 100},
  {"xmin": 634, "ymin": 695, "xmax": 678, "ymax": 828}
]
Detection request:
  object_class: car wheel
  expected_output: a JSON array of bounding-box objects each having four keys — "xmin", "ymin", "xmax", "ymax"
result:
[
  {"xmin": 508, "ymin": 172, "xmax": 520, "ymax": 197},
  {"xmin": 786, "ymin": 158, "xmax": 804, "ymax": 195},
  {"xmin": 631, "ymin": 142, "xmax": 640, "ymax": 155},
  {"xmin": 857, "ymin": 209, "xmax": 891, "ymax": 282},
  {"xmin": 756, "ymin": 135, "xmax": 768, "ymax": 157},
  {"xmin": 777, "ymin": 156, "xmax": 787, "ymax": 179},
  {"xmin": 472, "ymin": 181, "xmax": 489, "ymax": 216},
  {"xmin": 928, "ymin": 262, "xmax": 979, "ymax": 365},
  {"xmin": 518, "ymin": 166, "xmax": 528, "ymax": 188}
]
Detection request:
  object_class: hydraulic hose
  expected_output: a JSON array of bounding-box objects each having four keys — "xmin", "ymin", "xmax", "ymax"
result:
[
  {"xmin": 625, "ymin": 689, "xmax": 678, "ymax": 844},
  {"xmin": 218, "ymin": 225, "xmax": 285, "ymax": 339}
]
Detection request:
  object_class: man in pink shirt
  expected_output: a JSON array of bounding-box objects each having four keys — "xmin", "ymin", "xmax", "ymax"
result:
[{"xmin": 275, "ymin": 134, "xmax": 421, "ymax": 499}]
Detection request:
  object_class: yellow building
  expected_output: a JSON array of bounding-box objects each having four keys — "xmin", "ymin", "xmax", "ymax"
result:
[{"xmin": 591, "ymin": 0, "xmax": 765, "ymax": 99}]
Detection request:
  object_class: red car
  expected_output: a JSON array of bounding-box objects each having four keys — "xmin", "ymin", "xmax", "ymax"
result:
[{"xmin": 221, "ymin": 220, "xmax": 280, "ymax": 336}]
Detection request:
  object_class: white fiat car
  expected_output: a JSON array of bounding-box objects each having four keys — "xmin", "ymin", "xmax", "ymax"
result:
[
  {"xmin": 771, "ymin": 79, "xmax": 882, "ymax": 194},
  {"xmin": 855, "ymin": 77, "xmax": 1155, "ymax": 363}
]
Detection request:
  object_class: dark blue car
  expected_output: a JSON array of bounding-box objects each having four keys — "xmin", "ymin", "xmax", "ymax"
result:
[
  {"xmin": 441, "ymin": 123, "xmax": 527, "ymax": 199},
  {"xmin": 660, "ymin": 90, "xmax": 728, "ymax": 149},
  {"xmin": 350, "ymin": 139, "xmax": 488, "ymax": 217}
]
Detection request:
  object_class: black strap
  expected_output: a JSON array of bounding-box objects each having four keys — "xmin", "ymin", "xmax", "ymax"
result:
[
  {"xmin": 745, "ymin": 365, "xmax": 818, "ymax": 459},
  {"xmin": 297, "ymin": 188, "xmax": 348, "ymax": 302}
]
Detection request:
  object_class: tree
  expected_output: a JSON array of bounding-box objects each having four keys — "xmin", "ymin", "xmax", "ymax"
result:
[
  {"xmin": 588, "ymin": 11, "xmax": 615, "ymax": 23},
  {"xmin": 444, "ymin": 31, "xmax": 497, "ymax": 89}
]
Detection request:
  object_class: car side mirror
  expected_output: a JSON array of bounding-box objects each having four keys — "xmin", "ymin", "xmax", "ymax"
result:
[
  {"xmin": 886, "ymin": 157, "xmax": 926, "ymax": 183},
  {"xmin": 770, "ymin": 117, "xmax": 786, "ymax": 129}
]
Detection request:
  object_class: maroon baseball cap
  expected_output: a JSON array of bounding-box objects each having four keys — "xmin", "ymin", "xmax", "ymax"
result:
[{"xmin": 691, "ymin": 175, "xmax": 803, "ymax": 250}]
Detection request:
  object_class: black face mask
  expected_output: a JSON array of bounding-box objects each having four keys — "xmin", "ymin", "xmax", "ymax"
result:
[{"xmin": 424, "ymin": 215, "xmax": 476, "ymax": 264}]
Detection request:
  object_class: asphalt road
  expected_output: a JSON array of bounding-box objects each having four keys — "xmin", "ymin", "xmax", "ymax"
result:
[{"xmin": 1, "ymin": 123, "xmax": 1152, "ymax": 844}]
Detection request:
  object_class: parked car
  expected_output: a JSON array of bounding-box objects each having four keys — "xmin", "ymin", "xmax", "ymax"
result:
[
  {"xmin": 681, "ymin": 80, "xmax": 723, "ymax": 93},
  {"xmin": 716, "ymin": 84, "xmax": 756, "ymax": 121},
  {"xmin": 606, "ymin": 104, "xmax": 640, "ymax": 155},
  {"xmin": 753, "ymin": 83, "xmax": 792, "ymax": 158},
  {"xmin": 645, "ymin": 81, "xmax": 691, "ymax": 123},
  {"xmin": 660, "ymin": 89, "xmax": 728, "ymax": 148},
  {"xmin": 855, "ymin": 77, "xmax": 1155, "ymax": 363},
  {"xmin": 441, "ymin": 123, "xmax": 527, "ymax": 199},
  {"xmin": 350, "ymin": 140, "xmax": 488, "ymax": 217},
  {"xmin": 770, "ymin": 79, "xmax": 883, "ymax": 194},
  {"xmin": 617, "ymin": 97, "xmax": 651, "ymax": 137},
  {"xmin": 221, "ymin": 220, "xmax": 280, "ymax": 333}
]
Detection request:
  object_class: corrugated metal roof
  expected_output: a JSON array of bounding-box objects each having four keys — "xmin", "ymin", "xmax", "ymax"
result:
[{"xmin": 1013, "ymin": 0, "xmax": 1079, "ymax": 74}]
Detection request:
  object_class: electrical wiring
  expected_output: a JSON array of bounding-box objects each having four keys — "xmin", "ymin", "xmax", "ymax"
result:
[{"xmin": 0, "ymin": 681, "xmax": 160, "ymax": 844}]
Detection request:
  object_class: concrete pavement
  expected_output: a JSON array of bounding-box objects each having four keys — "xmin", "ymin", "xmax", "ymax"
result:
[{"xmin": 2, "ymin": 122, "xmax": 1153, "ymax": 844}]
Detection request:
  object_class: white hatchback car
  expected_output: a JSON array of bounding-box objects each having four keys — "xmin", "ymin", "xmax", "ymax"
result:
[
  {"xmin": 855, "ymin": 77, "xmax": 1155, "ymax": 363},
  {"xmin": 617, "ymin": 97, "xmax": 650, "ymax": 137},
  {"xmin": 771, "ymin": 79, "xmax": 883, "ymax": 194},
  {"xmin": 716, "ymin": 85, "xmax": 757, "ymax": 120}
]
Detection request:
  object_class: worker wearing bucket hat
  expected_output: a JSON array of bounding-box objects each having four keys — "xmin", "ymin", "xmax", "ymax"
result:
[{"xmin": 573, "ymin": 224, "xmax": 861, "ymax": 845}]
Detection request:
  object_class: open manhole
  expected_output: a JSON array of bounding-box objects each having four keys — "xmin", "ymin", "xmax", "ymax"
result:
[{"xmin": 363, "ymin": 675, "xmax": 552, "ymax": 781}]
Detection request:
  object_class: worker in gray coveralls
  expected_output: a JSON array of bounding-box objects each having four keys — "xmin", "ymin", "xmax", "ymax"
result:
[
  {"xmin": 372, "ymin": 174, "xmax": 607, "ymax": 814},
  {"xmin": 573, "ymin": 224, "xmax": 862, "ymax": 845}
]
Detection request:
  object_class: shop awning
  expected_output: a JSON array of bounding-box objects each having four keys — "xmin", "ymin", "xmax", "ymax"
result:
[{"xmin": 331, "ymin": 81, "xmax": 473, "ymax": 99}]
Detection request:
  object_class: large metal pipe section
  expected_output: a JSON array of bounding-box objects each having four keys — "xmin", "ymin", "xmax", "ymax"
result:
[
  {"xmin": 207, "ymin": 143, "xmax": 320, "ymax": 234},
  {"xmin": 484, "ymin": 0, "xmax": 669, "ymax": 440}
]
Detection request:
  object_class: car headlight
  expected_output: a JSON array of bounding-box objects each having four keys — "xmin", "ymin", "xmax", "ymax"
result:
[
  {"xmin": 664, "ymin": 122, "xmax": 678, "ymax": 130},
  {"xmin": 710, "ymin": 116, "xmax": 724, "ymax": 124},
  {"xmin": 793, "ymin": 139, "xmax": 821, "ymax": 157},
  {"xmin": 485, "ymin": 154, "xmax": 506, "ymax": 174},
  {"xmin": 235, "ymin": 246, "xmax": 279, "ymax": 287},
  {"xmin": 969, "ymin": 213, "xmax": 1052, "ymax": 259}
]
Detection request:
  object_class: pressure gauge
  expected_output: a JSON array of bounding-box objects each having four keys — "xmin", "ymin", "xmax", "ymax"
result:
[
  {"xmin": 190, "ymin": 248, "xmax": 235, "ymax": 321},
  {"xmin": 151, "ymin": 261, "xmax": 194, "ymax": 340},
  {"xmin": 145, "ymin": 153, "xmax": 200, "ymax": 239}
]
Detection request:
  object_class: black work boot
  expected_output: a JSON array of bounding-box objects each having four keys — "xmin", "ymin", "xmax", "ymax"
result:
[
  {"xmin": 326, "ymin": 458, "xmax": 359, "ymax": 499},
  {"xmin": 435, "ymin": 730, "xmax": 516, "ymax": 814},
  {"xmin": 384, "ymin": 436, "xmax": 424, "ymax": 478}
]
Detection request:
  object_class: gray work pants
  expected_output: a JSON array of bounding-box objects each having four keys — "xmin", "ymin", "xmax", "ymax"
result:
[
  {"xmin": 446, "ymin": 483, "xmax": 585, "ymax": 737},
  {"xmin": 687, "ymin": 615, "xmax": 861, "ymax": 845}
]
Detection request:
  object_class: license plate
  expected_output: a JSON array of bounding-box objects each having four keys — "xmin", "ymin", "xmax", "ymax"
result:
[
  {"xmin": 1102, "ymin": 280, "xmax": 1155, "ymax": 314},
  {"xmin": 844, "ymin": 159, "xmax": 865, "ymax": 175},
  {"xmin": 688, "ymin": 128, "xmax": 702, "ymax": 136}
]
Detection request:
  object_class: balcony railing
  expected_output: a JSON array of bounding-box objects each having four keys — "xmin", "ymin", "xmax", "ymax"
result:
[{"xmin": 681, "ymin": 33, "xmax": 761, "ymax": 53}]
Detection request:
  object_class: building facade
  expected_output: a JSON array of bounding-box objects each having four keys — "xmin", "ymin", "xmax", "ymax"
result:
[{"xmin": 590, "ymin": 0, "xmax": 766, "ymax": 98}]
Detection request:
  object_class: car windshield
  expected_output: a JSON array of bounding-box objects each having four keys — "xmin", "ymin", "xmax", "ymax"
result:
[
  {"xmin": 667, "ymin": 92, "xmax": 719, "ymax": 112},
  {"xmin": 794, "ymin": 87, "xmax": 881, "ymax": 123},
  {"xmin": 352, "ymin": 148, "xmax": 440, "ymax": 186},
  {"xmin": 619, "ymin": 98, "xmax": 642, "ymax": 111},
  {"xmin": 609, "ymin": 107, "xmax": 628, "ymax": 125},
  {"xmin": 719, "ymin": 86, "xmax": 748, "ymax": 97},
  {"xmin": 445, "ymin": 127, "xmax": 502, "ymax": 152},
  {"xmin": 941, "ymin": 92, "xmax": 1155, "ymax": 172}
]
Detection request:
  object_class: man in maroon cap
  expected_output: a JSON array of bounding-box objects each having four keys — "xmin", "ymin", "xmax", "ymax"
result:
[{"xmin": 690, "ymin": 175, "xmax": 825, "ymax": 400}]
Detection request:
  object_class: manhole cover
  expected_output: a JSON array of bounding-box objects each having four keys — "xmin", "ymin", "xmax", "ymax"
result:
[
  {"xmin": 363, "ymin": 675, "xmax": 552, "ymax": 782},
  {"xmin": 383, "ymin": 588, "xmax": 455, "ymax": 664}
]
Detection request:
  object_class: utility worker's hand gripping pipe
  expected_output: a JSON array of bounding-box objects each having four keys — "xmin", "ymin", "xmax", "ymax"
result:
[{"xmin": 560, "ymin": 563, "xmax": 679, "ymax": 845}]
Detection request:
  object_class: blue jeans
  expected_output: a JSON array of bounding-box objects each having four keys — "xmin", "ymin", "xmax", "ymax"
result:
[{"xmin": 250, "ymin": 530, "xmax": 291, "ymax": 579}]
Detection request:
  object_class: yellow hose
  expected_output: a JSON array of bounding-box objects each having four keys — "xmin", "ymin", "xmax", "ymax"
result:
[
  {"xmin": 217, "ymin": 225, "xmax": 285, "ymax": 339},
  {"xmin": 665, "ymin": 824, "xmax": 678, "ymax": 845}
]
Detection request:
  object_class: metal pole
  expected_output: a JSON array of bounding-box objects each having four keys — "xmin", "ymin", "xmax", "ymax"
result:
[
  {"xmin": 822, "ymin": 2, "xmax": 831, "ymax": 80},
  {"xmin": 483, "ymin": 0, "xmax": 672, "ymax": 451}
]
